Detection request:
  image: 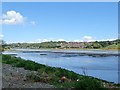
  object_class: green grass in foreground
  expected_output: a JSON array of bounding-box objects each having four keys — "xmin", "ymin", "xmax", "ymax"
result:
[{"xmin": 2, "ymin": 54, "xmax": 120, "ymax": 89}]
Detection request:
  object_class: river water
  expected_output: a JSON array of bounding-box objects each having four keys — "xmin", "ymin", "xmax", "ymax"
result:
[{"xmin": 3, "ymin": 49, "xmax": 119, "ymax": 83}]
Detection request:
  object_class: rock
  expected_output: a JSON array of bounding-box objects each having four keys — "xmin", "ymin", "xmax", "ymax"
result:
[{"xmin": 61, "ymin": 76, "xmax": 67, "ymax": 82}]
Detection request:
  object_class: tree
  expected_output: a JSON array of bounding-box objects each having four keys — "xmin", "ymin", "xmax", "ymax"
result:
[{"xmin": 91, "ymin": 43, "xmax": 102, "ymax": 49}]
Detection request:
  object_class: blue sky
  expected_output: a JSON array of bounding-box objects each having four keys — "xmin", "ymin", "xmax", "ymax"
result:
[{"xmin": 1, "ymin": 2, "xmax": 118, "ymax": 43}]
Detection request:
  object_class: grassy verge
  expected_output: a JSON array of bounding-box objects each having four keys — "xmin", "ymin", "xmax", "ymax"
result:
[
  {"xmin": 2, "ymin": 54, "xmax": 120, "ymax": 89},
  {"xmin": 103, "ymin": 44, "xmax": 120, "ymax": 50}
]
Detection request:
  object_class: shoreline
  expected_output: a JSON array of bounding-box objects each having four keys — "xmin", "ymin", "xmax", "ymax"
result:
[
  {"xmin": 4, "ymin": 48, "xmax": 120, "ymax": 57},
  {"xmin": 9, "ymin": 48, "xmax": 120, "ymax": 51},
  {"xmin": 2, "ymin": 54, "xmax": 120, "ymax": 89}
]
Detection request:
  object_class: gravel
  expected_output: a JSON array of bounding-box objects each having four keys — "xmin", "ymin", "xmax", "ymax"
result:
[{"xmin": 2, "ymin": 64, "xmax": 55, "ymax": 88}]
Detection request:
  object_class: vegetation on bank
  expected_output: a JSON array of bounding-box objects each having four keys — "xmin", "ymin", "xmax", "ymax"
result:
[
  {"xmin": 103, "ymin": 44, "xmax": 120, "ymax": 50},
  {"xmin": 1, "ymin": 39, "xmax": 120, "ymax": 50},
  {"xmin": 2, "ymin": 54, "xmax": 120, "ymax": 89}
]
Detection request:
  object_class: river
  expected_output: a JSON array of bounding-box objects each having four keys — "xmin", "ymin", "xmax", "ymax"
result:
[{"xmin": 3, "ymin": 49, "xmax": 119, "ymax": 83}]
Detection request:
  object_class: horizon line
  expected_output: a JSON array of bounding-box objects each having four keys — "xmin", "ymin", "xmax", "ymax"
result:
[{"xmin": 4, "ymin": 38, "xmax": 118, "ymax": 44}]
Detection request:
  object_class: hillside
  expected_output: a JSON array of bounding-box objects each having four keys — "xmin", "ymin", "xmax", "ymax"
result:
[
  {"xmin": 1, "ymin": 39, "xmax": 120, "ymax": 50},
  {"xmin": 104, "ymin": 44, "xmax": 120, "ymax": 50}
]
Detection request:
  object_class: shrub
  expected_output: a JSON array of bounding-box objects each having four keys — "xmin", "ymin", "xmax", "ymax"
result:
[
  {"xmin": 26, "ymin": 73, "xmax": 41, "ymax": 82},
  {"xmin": 73, "ymin": 78, "xmax": 102, "ymax": 89}
]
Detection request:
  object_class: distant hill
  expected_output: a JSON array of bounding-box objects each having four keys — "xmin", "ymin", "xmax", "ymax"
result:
[
  {"xmin": 2, "ymin": 39, "xmax": 120, "ymax": 50},
  {"xmin": 104, "ymin": 44, "xmax": 120, "ymax": 50}
]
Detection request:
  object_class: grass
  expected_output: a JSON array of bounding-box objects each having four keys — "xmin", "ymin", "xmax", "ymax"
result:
[
  {"xmin": 103, "ymin": 44, "xmax": 120, "ymax": 50},
  {"xmin": 2, "ymin": 54, "xmax": 120, "ymax": 89}
]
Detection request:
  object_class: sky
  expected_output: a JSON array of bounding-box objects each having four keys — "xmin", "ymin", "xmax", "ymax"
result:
[{"xmin": 1, "ymin": 2, "xmax": 118, "ymax": 43}]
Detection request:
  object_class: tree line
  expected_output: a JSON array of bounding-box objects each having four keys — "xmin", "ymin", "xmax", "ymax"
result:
[{"xmin": 1, "ymin": 39, "xmax": 120, "ymax": 50}]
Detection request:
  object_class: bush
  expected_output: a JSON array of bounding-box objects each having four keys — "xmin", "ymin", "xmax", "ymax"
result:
[
  {"xmin": 26, "ymin": 73, "xmax": 41, "ymax": 82},
  {"xmin": 73, "ymin": 78, "xmax": 102, "ymax": 89}
]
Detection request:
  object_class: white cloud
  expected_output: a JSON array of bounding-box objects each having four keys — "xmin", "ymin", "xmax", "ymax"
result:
[
  {"xmin": 0, "ymin": 34, "xmax": 4, "ymax": 38},
  {"xmin": 97, "ymin": 38, "xmax": 117, "ymax": 41},
  {"xmin": 6, "ymin": 38, "xmax": 117, "ymax": 44},
  {"xmin": 0, "ymin": 10, "xmax": 25, "ymax": 24},
  {"xmin": 36, "ymin": 39, "xmax": 50, "ymax": 43},
  {"xmin": 56, "ymin": 39, "xmax": 65, "ymax": 41},
  {"xmin": 82, "ymin": 36, "xmax": 95, "ymax": 42},
  {"xmin": 36, "ymin": 38, "xmax": 65, "ymax": 43},
  {"xmin": 73, "ymin": 40, "xmax": 80, "ymax": 42},
  {"xmin": 6, "ymin": 40, "xmax": 25, "ymax": 44},
  {"xmin": 81, "ymin": 36, "xmax": 117, "ymax": 42},
  {"xmin": 0, "ymin": 33, "xmax": 4, "ymax": 40},
  {"xmin": 42, "ymin": 39, "xmax": 50, "ymax": 42}
]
